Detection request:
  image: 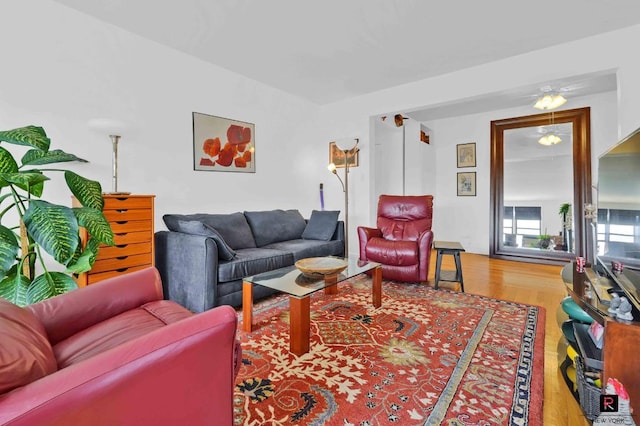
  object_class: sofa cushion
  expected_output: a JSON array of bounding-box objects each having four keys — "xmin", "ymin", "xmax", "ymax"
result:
[
  {"xmin": 0, "ymin": 298, "xmax": 57, "ymax": 394},
  {"xmin": 302, "ymin": 210, "xmax": 340, "ymax": 241},
  {"xmin": 244, "ymin": 210, "xmax": 306, "ymax": 247},
  {"xmin": 378, "ymin": 218, "xmax": 429, "ymax": 242},
  {"xmin": 217, "ymin": 248, "xmax": 294, "ymax": 282},
  {"xmin": 163, "ymin": 213, "xmax": 256, "ymax": 249},
  {"xmin": 175, "ymin": 220, "xmax": 236, "ymax": 260},
  {"xmin": 263, "ymin": 239, "xmax": 345, "ymax": 261},
  {"xmin": 364, "ymin": 237, "xmax": 419, "ymax": 266},
  {"xmin": 53, "ymin": 300, "xmax": 193, "ymax": 369}
]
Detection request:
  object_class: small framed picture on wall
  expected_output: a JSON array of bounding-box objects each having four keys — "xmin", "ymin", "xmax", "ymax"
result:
[
  {"xmin": 457, "ymin": 172, "xmax": 476, "ymax": 196},
  {"xmin": 456, "ymin": 142, "xmax": 476, "ymax": 168}
]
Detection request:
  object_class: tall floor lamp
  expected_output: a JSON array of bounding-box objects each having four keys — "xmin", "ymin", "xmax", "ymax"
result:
[
  {"xmin": 109, "ymin": 134, "xmax": 121, "ymax": 193},
  {"xmin": 328, "ymin": 138, "xmax": 359, "ymax": 256},
  {"xmin": 87, "ymin": 118, "xmax": 128, "ymax": 194},
  {"xmin": 394, "ymin": 114, "xmax": 409, "ymax": 195}
]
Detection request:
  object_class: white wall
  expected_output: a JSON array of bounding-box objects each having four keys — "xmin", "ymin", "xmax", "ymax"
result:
[
  {"xmin": 417, "ymin": 91, "xmax": 617, "ymax": 254},
  {"xmin": 0, "ymin": 0, "xmax": 328, "ymax": 235},
  {"xmin": 319, "ymin": 25, "xmax": 640, "ymax": 255},
  {"xmin": 371, "ymin": 119, "xmax": 403, "ymax": 196},
  {"xmin": 2, "ymin": 1, "xmax": 640, "ymax": 259}
]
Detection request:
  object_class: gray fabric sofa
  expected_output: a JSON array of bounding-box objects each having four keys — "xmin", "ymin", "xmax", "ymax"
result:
[{"xmin": 155, "ymin": 209, "xmax": 344, "ymax": 312}]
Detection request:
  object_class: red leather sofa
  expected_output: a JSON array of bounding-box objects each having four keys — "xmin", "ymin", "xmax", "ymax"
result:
[
  {"xmin": 0, "ymin": 267, "xmax": 241, "ymax": 425},
  {"xmin": 358, "ymin": 194, "xmax": 434, "ymax": 283}
]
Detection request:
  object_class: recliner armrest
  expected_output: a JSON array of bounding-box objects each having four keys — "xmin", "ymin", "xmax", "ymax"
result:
[
  {"xmin": 27, "ymin": 268, "xmax": 164, "ymax": 345},
  {"xmin": 418, "ymin": 229, "xmax": 434, "ymax": 251},
  {"xmin": 0, "ymin": 305, "xmax": 240, "ymax": 426},
  {"xmin": 357, "ymin": 226, "xmax": 382, "ymax": 260},
  {"xmin": 418, "ymin": 230, "xmax": 434, "ymax": 280}
]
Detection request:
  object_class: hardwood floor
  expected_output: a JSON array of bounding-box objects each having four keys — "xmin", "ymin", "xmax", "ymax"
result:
[{"xmin": 427, "ymin": 251, "xmax": 590, "ymax": 425}]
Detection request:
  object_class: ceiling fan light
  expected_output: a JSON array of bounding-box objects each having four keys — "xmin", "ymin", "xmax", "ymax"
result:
[
  {"xmin": 534, "ymin": 95, "xmax": 551, "ymax": 110},
  {"xmin": 534, "ymin": 93, "xmax": 567, "ymax": 110},
  {"xmin": 538, "ymin": 134, "xmax": 562, "ymax": 146},
  {"xmin": 550, "ymin": 94, "xmax": 567, "ymax": 109}
]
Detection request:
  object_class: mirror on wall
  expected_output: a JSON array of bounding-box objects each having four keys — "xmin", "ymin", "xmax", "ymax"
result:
[{"xmin": 490, "ymin": 107, "xmax": 592, "ymax": 264}]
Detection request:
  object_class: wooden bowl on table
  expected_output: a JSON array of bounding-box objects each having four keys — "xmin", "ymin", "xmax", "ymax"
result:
[{"xmin": 295, "ymin": 257, "xmax": 348, "ymax": 277}]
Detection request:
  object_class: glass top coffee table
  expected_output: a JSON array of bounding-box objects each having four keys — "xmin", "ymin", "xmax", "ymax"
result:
[{"xmin": 242, "ymin": 257, "xmax": 382, "ymax": 355}]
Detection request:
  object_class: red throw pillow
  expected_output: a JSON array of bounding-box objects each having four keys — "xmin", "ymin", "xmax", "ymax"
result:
[{"xmin": 0, "ymin": 298, "xmax": 57, "ymax": 394}]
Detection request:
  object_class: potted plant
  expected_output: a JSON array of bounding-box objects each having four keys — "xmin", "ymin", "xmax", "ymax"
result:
[
  {"xmin": 0, "ymin": 125, "xmax": 114, "ymax": 306},
  {"xmin": 538, "ymin": 229, "xmax": 552, "ymax": 249}
]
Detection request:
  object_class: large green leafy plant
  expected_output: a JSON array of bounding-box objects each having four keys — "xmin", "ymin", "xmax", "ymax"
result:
[{"xmin": 0, "ymin": 125, "xmax": 114, "ymax": 306}]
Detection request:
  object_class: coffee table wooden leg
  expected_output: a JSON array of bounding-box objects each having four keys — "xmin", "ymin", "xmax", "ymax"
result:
[
  {"xmin": 372, "ymin": 266, "xmax": 382, "ymax": 308},
  {"xmin": 290, "ymin": 296, "xmax": 310, "ymax": 356},
  {"xmin": 242, "ymin": 281, "xmax": 253, "ymax": 332},
  {"xmin": 324, "ymin": 273, "xmax": 338, "ymax": 295}
]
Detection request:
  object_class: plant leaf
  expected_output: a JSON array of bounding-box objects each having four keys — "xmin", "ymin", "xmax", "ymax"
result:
[
  {"xmin": 0, "ymin": 171, "xmax": 49, "ymax": 187},
  {"xmin": 23, "ymin": 200, "xmax": 78, "ymax": 265},
  {"xmin": 0, "ymin": 171, "xmax": 47, "ymax": 198},
  {"xmin": 0, "ymin": 225, "xmax": 18, "ymax": 278},
  {"xmin": 73, "ymin": 207, "xmax": 114, "ymax": 245},
  {"xmin": 26, "ymin": 181, "xmax": 44, "ymax": 198},
  {"xmin": 0, "ymin": 126, "xmax": 50, "ymax": 151},
  {"xmin": 0, "ymin": 146, "xmax": 19, "ymax": 174},
  {"xmin": 0, "ymin": 192, "xmax": 15, "ymax": 204},
  {"xmin": 0, "ymin": 193, "xmax": 17, "ymax": 220},
  {"xmin": 0, "ymin": 272, "xmax": 31, "ymax": 306},
  {"xmin": 65, "ymin": 171, "xmax": 104, "ymax": 211},
  {"xmin": 66, "ymin": 238, "xmax": 100, "ymax": 273},
  {"xmin": 27, "ymin": 272, "xmax": 77, "ymax": 304},
  {"xmin": 22, "ymin": 149, "xmax": 88, "ymax": 166},
  {"xmin": 0, "ymin": 146, "xmax": 19, "ymax": 189},
  {"xmin": 65, "ymin": 235, "xmax": 84, "ymax": 270}
]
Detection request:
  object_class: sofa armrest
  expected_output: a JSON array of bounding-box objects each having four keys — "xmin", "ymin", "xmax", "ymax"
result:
[
  {"xmin": 27, "ymin": 267, "xmax": 163, "ymax": 345},
  {"xmin": 155, "ymin": 231, "xmax": 219, "ymax": 313},
  {"xmin": 357, "ymin": 226, "xmax": 382, "ymax": 260},
  {"xmin": 332, "ymin": 220, "xmax": 345, "ymax": 242},
  {"xmin": 0, "ymin": 305, "xmax": 240, "ymax": 426}
]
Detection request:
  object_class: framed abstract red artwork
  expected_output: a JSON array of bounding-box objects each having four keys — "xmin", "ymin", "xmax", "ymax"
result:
[{"xmin": 193, "ymin": 112, "xmax": 255, "ymax": 172}]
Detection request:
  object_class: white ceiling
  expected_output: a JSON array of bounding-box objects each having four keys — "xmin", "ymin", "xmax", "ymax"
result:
[{"xmin": 52, "ymin": 0, "xmax": 640, "ymax": 107}]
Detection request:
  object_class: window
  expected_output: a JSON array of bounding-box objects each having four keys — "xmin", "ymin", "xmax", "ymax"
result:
[
  {"xmin": 504, "ymin": 206, "xmax": 542, "ymax": 236},
  {"xmin": 504, "ymin": 206, "xmax": 542, "ymax": 248},
  {"xmin": 597, "ymin": 209, "xmax": 639, "ymax": 255}
]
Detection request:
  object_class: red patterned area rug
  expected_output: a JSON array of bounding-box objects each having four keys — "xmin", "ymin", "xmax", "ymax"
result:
[{"xmin": 234, "ymin": 275, "xmax": 545, "ymax": 425}]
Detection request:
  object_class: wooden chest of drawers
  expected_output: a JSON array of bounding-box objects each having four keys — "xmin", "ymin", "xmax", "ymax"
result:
[{"xmin": 74, "ymin": 194, "xmax": 155, "ymax": 286}]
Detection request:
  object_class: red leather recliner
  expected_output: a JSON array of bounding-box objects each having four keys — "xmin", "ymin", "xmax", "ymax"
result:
[
  {"xmin": 0, "ymin": 267, "xmax": 242, "ymax": 426},
  {"xmin": 358, "ymin": 195, "xmax": 434, "ymax": 283}
]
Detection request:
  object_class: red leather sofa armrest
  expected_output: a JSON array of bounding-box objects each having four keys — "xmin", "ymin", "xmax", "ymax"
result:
[
  {"xmin": 357, "ymin": 226, "xmax": 382, "ymax": 260},
  {"xmin": 0, "ymin": 305, "xmax": 240, "ymax": 426},
  {"xmin": 27, "ymin": 267, "xmax": 164, "ymax": 345}
]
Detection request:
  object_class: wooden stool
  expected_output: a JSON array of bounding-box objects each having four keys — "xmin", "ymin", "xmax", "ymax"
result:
[{"xmin": 433, "ymin": 241, "xmax": 465, "ymax": 292}]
